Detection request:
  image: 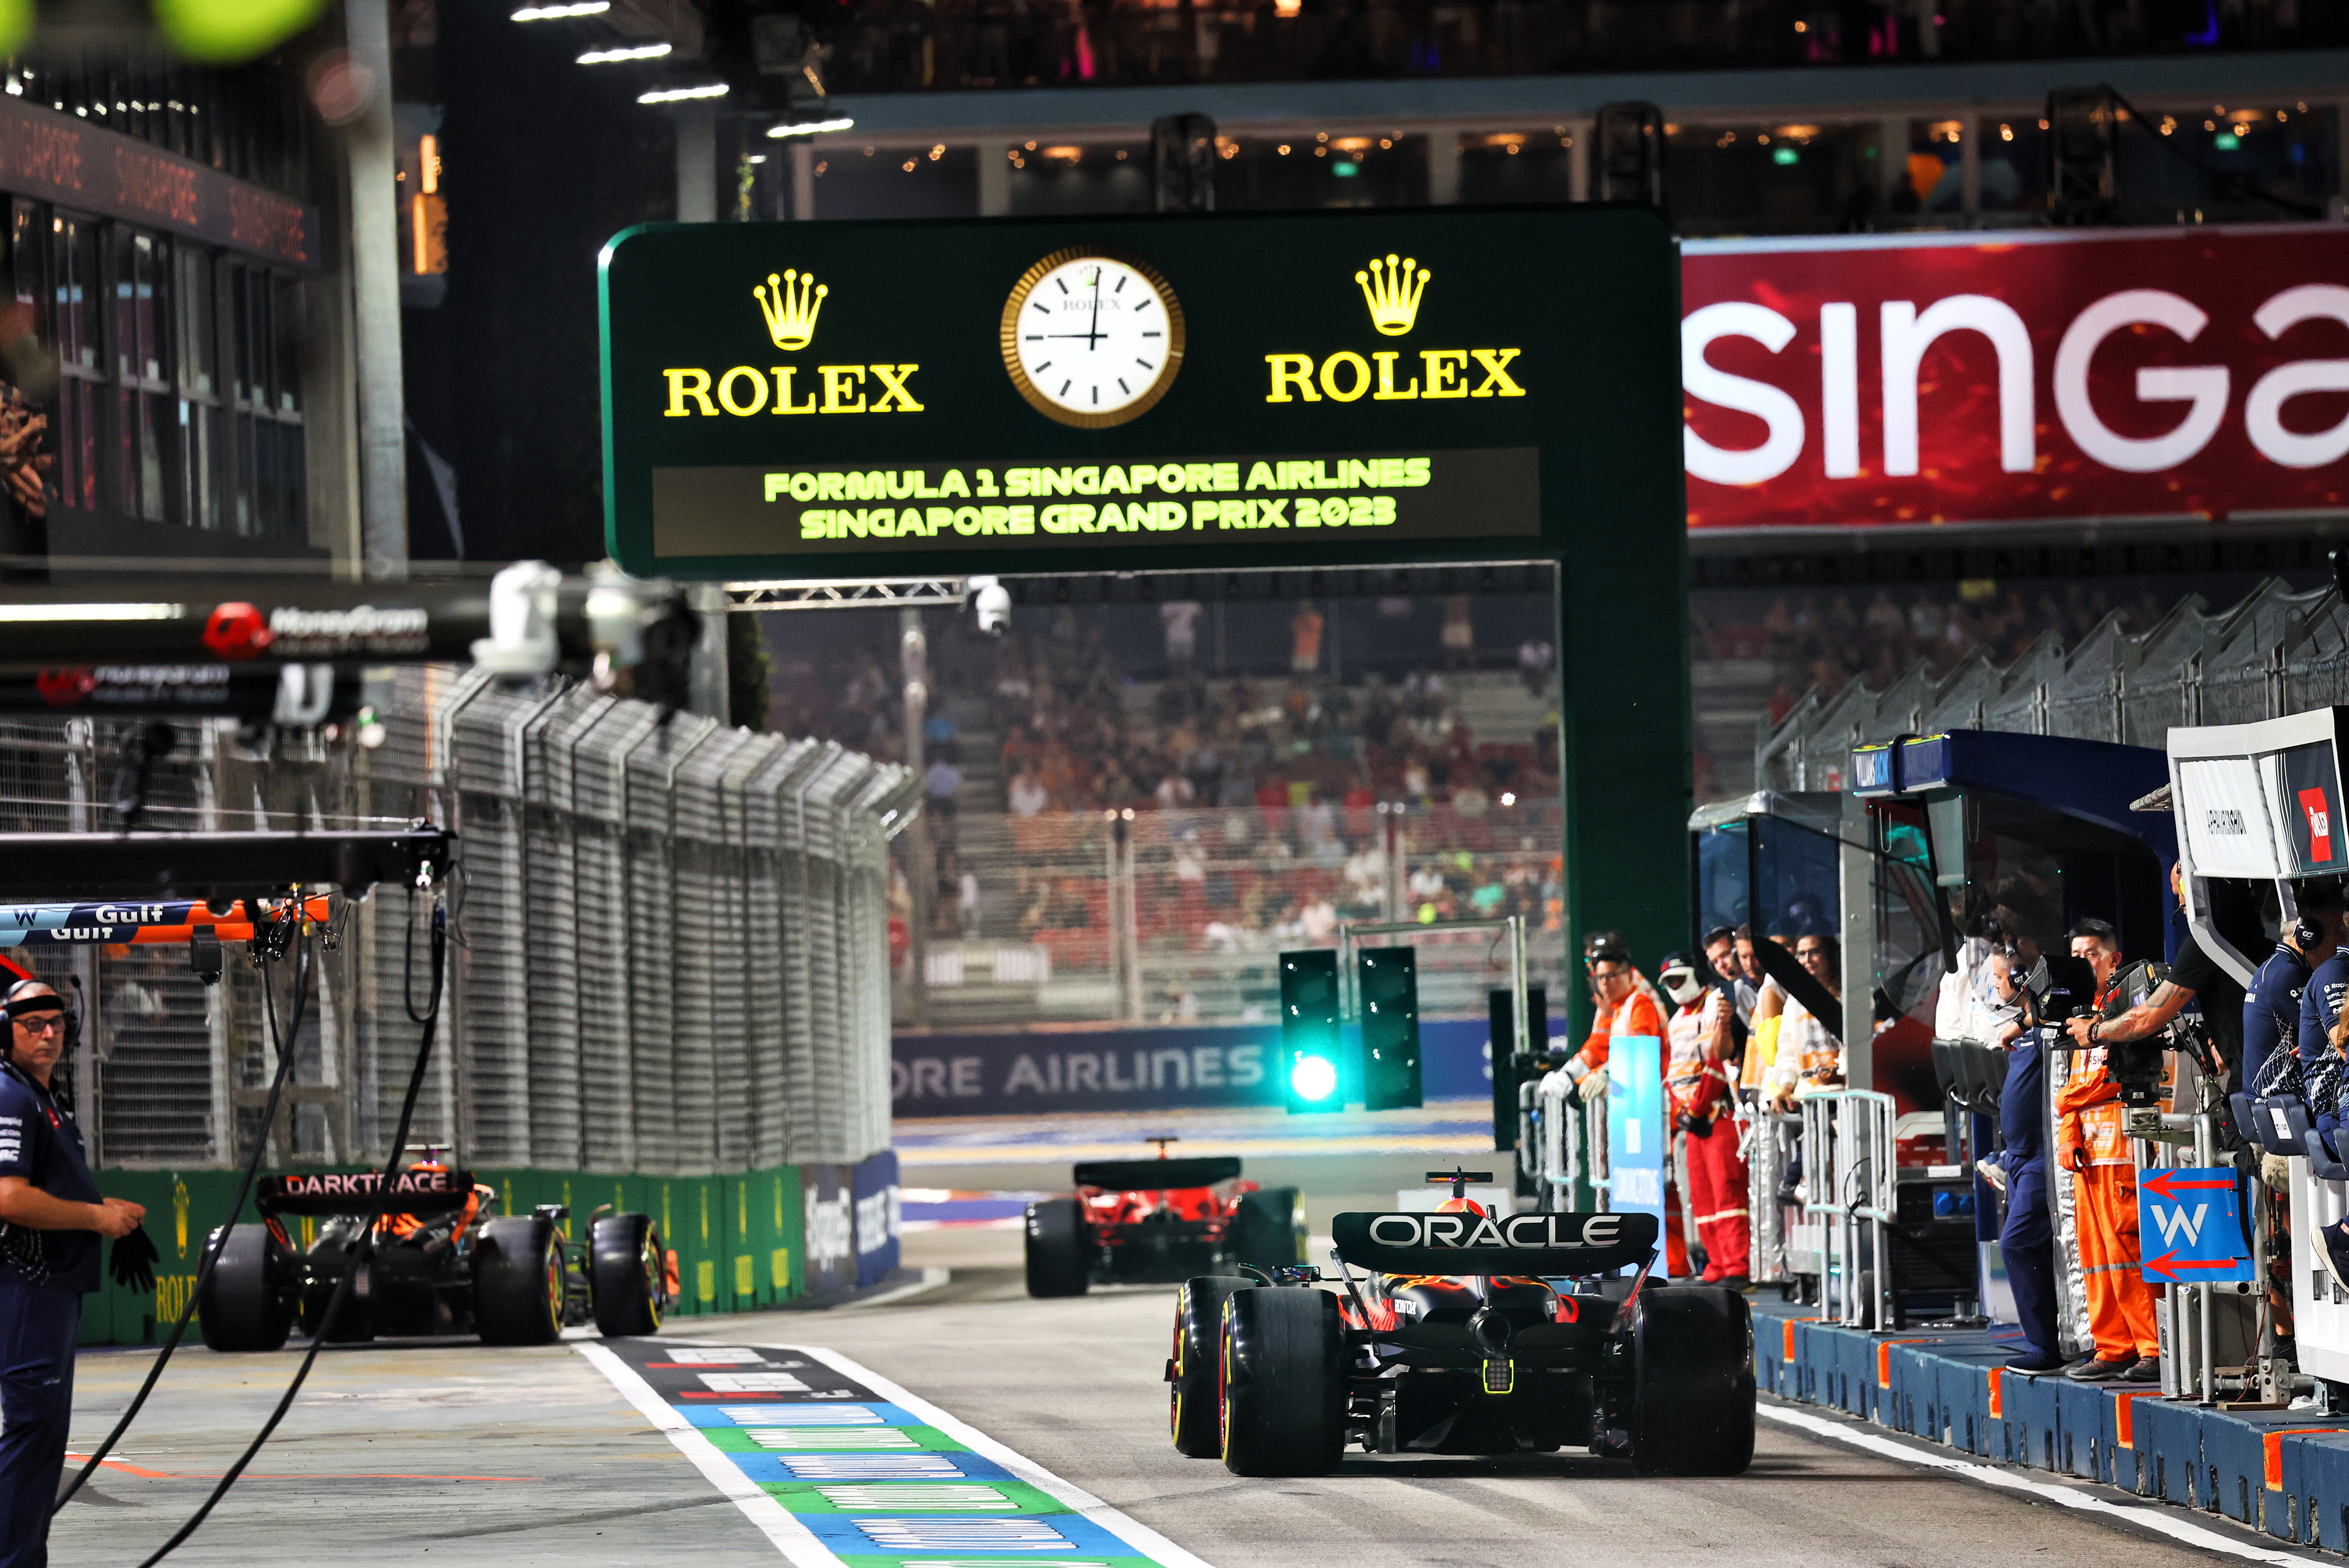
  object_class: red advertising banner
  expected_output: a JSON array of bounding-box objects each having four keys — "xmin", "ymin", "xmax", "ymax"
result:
[{"xmin": 1680, "ymin": 226, "xmax": 2349, "ymax": 530}]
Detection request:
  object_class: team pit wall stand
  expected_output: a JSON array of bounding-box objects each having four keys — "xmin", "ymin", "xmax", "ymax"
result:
[
  {"xmin": 2170, "ymin": 707, "xmax": 2349, "ymax": 1410},
  {"xmin": 0, "ymin": 560, "xmax": 696, "ymax": 729},
  {"xmin": 1164, "ymin": 1202, "xmax": 1757, "ymax": 1477},
  {"xmin": 1755, "ymin": 1290, "xmax": 2349, "ymax": 1551}
]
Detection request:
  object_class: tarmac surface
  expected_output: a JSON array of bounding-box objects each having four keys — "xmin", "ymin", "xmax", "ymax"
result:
[{"xmin": 53, "ymin": 1269, "xmax": 2306, "ymax": 1568}]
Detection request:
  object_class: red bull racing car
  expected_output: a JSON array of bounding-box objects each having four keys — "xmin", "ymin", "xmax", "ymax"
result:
[
  {"xmin": 196, "ymin": 1163, "xmax": 673, "ymax": 1350},
  {"xmin": 1025, "ymin": 1142, "xmax": 1303, "ymax": 1298},
  {"xmin": 1164, "ymin": 1171, "xmax": 1754, "ymax": 1476}
]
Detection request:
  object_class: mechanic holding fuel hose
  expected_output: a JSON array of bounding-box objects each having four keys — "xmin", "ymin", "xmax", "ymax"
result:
[{"xmin": 0, "ymin": 980, "xmax": 149, "ymax": 1566}]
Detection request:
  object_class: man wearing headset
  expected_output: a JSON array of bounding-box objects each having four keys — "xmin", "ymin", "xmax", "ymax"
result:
[{"xmin": 0, "ymin": 979, "xmax": 144, "ymax": 1565}]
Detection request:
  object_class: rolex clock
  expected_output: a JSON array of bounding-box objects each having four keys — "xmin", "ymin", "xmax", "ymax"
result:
[{"xmin": 999, "ymin": 247, "xmax": 1186, "ymax": 428}]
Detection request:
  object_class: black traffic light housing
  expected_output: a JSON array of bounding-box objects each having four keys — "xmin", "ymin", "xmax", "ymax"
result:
[{"xmin": 1360, "ymin": 946, "xmax": 1422, "ymax": 1111}]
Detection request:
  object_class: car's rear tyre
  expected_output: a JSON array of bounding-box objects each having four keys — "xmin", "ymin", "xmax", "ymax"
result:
[
  {"xmin": 1024, "ymin": 1198, "xmax": 1090, "ymax": 1298},
  {"xmin": 475, "ymin": 1216, "xmax": 565, "ymax": 1346},
  {"xmin": 195, "ymin": 1225, "xmax": 293, "ymax": 1353},
  {"xmin": 1220, "ymin": 1286, "xmax": 1343, "ymax": 1476},
  {"xmin": 1628, "ymin": 1284, "xmax": 1755, "ymax": 1476},
  {"xmin": 1228, "ymin": 1187, "xmax": 1303, "ymax": 1273},
  {"xmin": 590, "ymin": 1213, "xmax": 668, "ymax": 1337},
  {"xmin": 1170, "ymin": 1276, "xmax": 1248, "ymax": 1456}
]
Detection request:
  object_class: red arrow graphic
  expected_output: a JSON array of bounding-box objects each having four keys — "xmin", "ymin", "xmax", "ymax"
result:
[
  {"xmin": 2140, "ymin": 1169, "xmax": 2234, "ymax": 1202},
  {"xmin": 2142, "ymin": 1250, "xmax": 2247, "ymax": 1283}
]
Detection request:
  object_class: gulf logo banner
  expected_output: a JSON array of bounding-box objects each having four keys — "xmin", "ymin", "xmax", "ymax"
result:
[{"xmin": 577, "ymin": 1336, "xmax": 1214, "ymax": 1568}]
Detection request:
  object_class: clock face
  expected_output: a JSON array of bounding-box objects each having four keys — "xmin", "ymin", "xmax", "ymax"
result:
[{"xmin": 999, "ymin": 249, "xmax": 1186, "ymax": 428}]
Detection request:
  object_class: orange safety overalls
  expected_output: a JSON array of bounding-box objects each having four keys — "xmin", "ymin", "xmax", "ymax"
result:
[
  {"xmin": 2055, "ymin": 1052, "xmax": 2161, "ymax": 1365},
  {"xmin": 1669, "ymin": 989, "xmax": 1750, "ymax": 1283}
]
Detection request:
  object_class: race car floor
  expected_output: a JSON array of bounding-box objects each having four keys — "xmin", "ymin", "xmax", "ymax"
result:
[{"xmin": 53, "ymin": 1271, "xmax": 2297, "ymax": 1568}]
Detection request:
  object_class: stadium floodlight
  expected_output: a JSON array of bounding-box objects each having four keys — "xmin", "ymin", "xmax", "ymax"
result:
[
  {"xmin": 1279, "ymin": 950, "xmax": 1344, "ymax": 1114},
  {"xmin": 767, "ymin": 116, "xmax": 856, "ymax": 139},
  {"xmin": 637, "ymin": 82, "xmax": 728, "ymax": 103},
  {"xmin": 579, "ymin": 41, "xmax": 669, "ymax": 62},
  {"xmin": 511, "ymin": 1, "xmax": 609, "ymax": 18}
]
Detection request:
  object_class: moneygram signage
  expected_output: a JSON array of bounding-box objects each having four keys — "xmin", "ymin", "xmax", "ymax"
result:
[
  {"xmin": 598, "ymin": 208, "xmax": 1680, "ymax": 579},
  {"xmin": 1680, "ymin": 224, "xmax": 2349, "ymax": 530}
]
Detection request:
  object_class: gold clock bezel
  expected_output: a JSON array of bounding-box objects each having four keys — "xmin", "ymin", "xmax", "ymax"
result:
[{"xmin": 999, "ymin": 246, "xmax": 1187, "ymax": 429}]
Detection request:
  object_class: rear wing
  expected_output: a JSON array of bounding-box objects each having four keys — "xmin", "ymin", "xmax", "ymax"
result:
[
  {"xmin": 257, "ymin": 1168, "xmax": 479, "ymax": 1217},
  {"xmin": 1074, "ymin": 1157, "xmax": 1241, "ymax": 1190},
  {"xmin": 1332, "ymin": 1210, "xmax": 1658, "ymax": 1276}
]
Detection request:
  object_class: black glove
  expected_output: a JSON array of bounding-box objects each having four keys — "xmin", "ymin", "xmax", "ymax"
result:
[
  {"xmin": 1674, "ymin": 1113, "xmax": 1713, "ymax": 1138},
  {"xmin": 110, "ymin": 1224, "xmax": 159, "ymax": 1294}
]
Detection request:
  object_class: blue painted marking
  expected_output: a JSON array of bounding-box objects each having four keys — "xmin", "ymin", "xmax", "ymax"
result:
[
  {"xmin": 678, "ymin": 1401, "xmax": 923, "ymax": 1428},
  {"xmin": 798, "ymin": 1512, "xmax": 1135, "ymax": 1556}
]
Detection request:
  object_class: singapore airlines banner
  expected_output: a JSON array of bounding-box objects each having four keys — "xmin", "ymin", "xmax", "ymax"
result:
[{"xmin": 1679, "ymin": 224, "xmax": 2349, "ymax": 530}]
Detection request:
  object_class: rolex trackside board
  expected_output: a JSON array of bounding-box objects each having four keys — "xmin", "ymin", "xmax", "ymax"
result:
[{"xmin": 576, "ymin": 1336, "xmax": 1214, "ymax": 1568}]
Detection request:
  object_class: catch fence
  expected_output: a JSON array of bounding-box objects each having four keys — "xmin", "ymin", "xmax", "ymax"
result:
[
  {"xmin": 0, "ymin": 669, "xmax": 915, "ymax": 1177},
  {"xmin": 906, "ymin": 800, "xmax": 1570, "ymax": 1030}
]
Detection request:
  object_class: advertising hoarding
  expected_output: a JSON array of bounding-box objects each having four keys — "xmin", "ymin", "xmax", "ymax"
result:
[{"xmin": 1680, "ymin": 224, "xmax": 2349, "ymax": 530}]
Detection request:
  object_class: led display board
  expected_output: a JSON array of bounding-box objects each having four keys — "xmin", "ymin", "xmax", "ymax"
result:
[{"xmin": 599, "ymin": 207, "xmax": 1679, "ymax": 583}]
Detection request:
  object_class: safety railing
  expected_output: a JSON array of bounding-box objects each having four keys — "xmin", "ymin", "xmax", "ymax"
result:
[
  {"xmin": 1798, "ymin": 1088, "xmax": 1896, "ymax": 1329},
  {"xmin": 1743, "ymin": 1105, "xmax": 1804, "ymax": 1287},
  {"xmin": 1531, "ymin": 1068, "xmax": 1607, "ymax": 1213}
]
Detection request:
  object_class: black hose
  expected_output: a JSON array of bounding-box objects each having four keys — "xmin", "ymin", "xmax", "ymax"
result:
[
  {"xmin": 131, "ymin": 892, "xmax": 446, "ymax": 1568},
  {"xmin": 54, "ymin": 925, "xmax": 314, "ymax": 1513}
]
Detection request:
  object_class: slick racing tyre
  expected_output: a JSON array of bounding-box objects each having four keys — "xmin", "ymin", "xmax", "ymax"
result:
[
  {"xmin": 475, "ymin": 1216, "xmax": 566, "ymax": 1346},
  {"xmin": 1220, "ymin": 1286, "xmax": 1343, "ymax": 1476},
  {"xmin": 589, "ymin": 1212, "xmax": 668, "ymax": 1337},
  {"xmin": 1024, "ymin": 1198, "xmax": 1090, "ymax": 1298},
  {"xmin": 196, "ymin": 1224, "xmax": 294, "ymax": 1353},
  {"xmin": 1228, "ymin": 1187, "xmax": 1304, "ymax": 1273},
  {"xmin": 1170, "ymin": 1276, "xmax": 1248, "ymax": 1457},
  {"xmin": 1628, "ymin": 1284, "xmax": 1756, "ymax": 1476}
]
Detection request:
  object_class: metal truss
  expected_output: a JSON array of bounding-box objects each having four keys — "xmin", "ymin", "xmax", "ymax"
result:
[{"xmin": 724, "ymin": 578, "xmax": 967, "ymax": 610}]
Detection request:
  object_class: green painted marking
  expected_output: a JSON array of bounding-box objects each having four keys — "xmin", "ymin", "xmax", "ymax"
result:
[{"xmin": 701, "ymin": 1423, "xmax": 967, "ymax": 1455}]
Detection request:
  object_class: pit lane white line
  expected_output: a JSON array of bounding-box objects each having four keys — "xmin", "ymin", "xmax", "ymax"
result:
[
  {"xmin": 572, "ymin": 1341, "xmax": 849, "ymax": 1568},
  {"xmin": 793, "ymin": 1343, "xmax": 1221, "ymax": 1568},
  {"xmin": 1758, "ymin": 1401, "xmax": 2326, "ymax": 1566}
]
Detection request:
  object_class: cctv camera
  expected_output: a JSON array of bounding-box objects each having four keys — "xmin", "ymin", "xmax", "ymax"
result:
[{"xmin": 969, "ymin": 576, "xmax": 1011, "ymax": 637}]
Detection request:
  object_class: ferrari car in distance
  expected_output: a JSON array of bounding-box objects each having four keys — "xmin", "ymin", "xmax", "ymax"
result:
[
  {"xmin": 1165, "ymin": 1170, "xmax": 1754, "ymax": 1476},
  {"xmin": 196, "ymin": 1162, "xmax": 672, "ymax": 1350},
  {"xmin": 1025, "ymin": 1140, "xmax": 1302, "ymax": 1298}
]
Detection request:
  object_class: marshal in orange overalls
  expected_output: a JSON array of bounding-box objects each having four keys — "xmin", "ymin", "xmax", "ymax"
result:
[
  {"xmin": 2055, "ymin": 1052, "xmax": 2160, "ymax": 1365},
  {"xmin": 1669, "ymin": 988, "xmax": 1750, "ymax": 1283}
]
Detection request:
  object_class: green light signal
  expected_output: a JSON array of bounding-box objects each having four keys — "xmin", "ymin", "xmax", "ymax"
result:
[{"xmin": 1279, "ymin": 950, "xmax": 1344, "ymax": 1114}]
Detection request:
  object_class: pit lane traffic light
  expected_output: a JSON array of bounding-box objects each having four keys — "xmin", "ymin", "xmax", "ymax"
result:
[
  {"xmin": 1359, "ymin": 946, "xmax": 1422, "ymax": 1111},
  {"xmin": 1278, "ymin": 950, "xmax": 1343, "ymax": 1114}
]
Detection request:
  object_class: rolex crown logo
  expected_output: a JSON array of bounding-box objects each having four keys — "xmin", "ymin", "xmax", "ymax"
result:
[
  {"xmin": 1355, "ymin": 254, "xmax": 1429, "ymax": 337},
  {"xmin": 754, "ymin": 267, "xmax": 828, "ymax": 351}
]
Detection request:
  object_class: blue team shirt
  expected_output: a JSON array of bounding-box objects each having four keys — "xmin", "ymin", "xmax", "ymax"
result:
[
  {"xmin": 2300, "ymin": 948, "xmax": 2349, "ymax": 1136},
  {"xmin": 2245, "ymin": 942, "xmax": 2312, "ymax": 1095},
  {"xmin": 0, "ymin": 1061, "xmax": 102, "ymax": 1293}
]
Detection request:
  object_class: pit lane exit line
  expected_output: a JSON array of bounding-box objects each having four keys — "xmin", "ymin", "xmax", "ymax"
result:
[
  {"xmin": 576, "ymin": 1337, "xmax": 1217, "ymax": 1568},
  {"xmin": 1759, "ymin": 1403, "xmax": 2325, "ymax": 1565}
]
